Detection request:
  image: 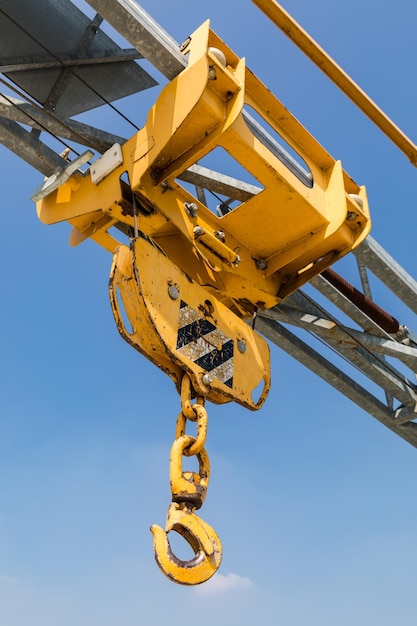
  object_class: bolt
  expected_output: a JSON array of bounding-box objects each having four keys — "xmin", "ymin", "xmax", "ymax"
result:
[
  {"xmin": 348, "ymin": 193, "xmax": 364, "ymax": 209},
  {"xmin": 255, "ymin": 258, "xmax": 268, "ymax": 270},
  {"xmin": 237, "ymin": 339, "xmax": 246, "ymax": 353},
  {"xmin": 179, "ymin": 36, "xmax": 191, "ymax": 52},
  {"xmin": 184, "ymin": 202, "xmax": 198, "ymax": 217},
  {"xmin": 346, "ymin": 211, "xmax": 358, "ymax": 221},
  {"xmin": 208, "ymin": 66, "xmax": 217, "ymax": 80},
  {"xmin": 202, "ymin": 373, "xmax": 213, "ymax": 386},
  {"xmin": 208, "ymin": 47, "xmax": 227, "ymax": 66},
  {"xmin": 168, "ymin": 284, "xmax": 179, "ymax": 300},
  {"xmin": 193, "ymin": 226, "xmax": 204, "ymax": 238},
  {"xmin": 396, "ymin": 324, "xmax": 410, "ymax": 341},
  {"xmin": 214, "ymin": 230, "xmax": 226, "ymax": 242}
]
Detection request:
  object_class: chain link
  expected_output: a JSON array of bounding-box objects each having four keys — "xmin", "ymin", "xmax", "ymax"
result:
[
  {"xmin": 175, "ymin": 403, "xmax": 208, "ymax": 456},
  {"xmin": 169, "ymin": 374, "xmax": 210, "ymax": 510},
  {"xmin": 179, "ymin": 372, "xmax": 205, "ymax": 420}
]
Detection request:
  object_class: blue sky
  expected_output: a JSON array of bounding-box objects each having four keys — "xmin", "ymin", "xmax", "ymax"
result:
[{"xmin": 1, "ymin": 0, "xmax": 417, "ymax": 624}]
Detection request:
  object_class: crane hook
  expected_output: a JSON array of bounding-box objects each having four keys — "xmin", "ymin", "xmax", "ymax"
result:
[{"xmin": 150, "ymin": 502, "xmax": 222, "ymax": 585}]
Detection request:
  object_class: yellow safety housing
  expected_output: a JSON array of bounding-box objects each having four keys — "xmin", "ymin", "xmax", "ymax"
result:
[
  {"xmin": 36, "ymin": 19, "xmax": 370, "ymax": 314},
  {"xmin": 109, "ymin": 237, "xmax": 270, "ymax": 409}
]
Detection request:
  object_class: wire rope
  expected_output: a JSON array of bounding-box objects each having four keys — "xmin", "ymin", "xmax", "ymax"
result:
[{"xmin": 0, "ymin": 78, "xmax": 86, "ymax": 157}]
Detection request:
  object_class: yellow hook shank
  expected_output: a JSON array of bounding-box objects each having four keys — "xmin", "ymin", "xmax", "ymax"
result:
[{"xmin": 150, "ymin": 503, "xmax": 222, "ymax": 585}]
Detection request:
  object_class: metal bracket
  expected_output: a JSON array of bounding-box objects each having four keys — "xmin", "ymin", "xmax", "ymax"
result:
[{"xmin": 31, "ymin": 150, "xmax": 93, "ymax": 202}]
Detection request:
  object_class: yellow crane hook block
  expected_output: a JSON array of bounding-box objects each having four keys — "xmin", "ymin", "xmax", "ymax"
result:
[
  {"xmin": 31, "ymin": 13, "xmax": 373, "ymax": 587},
  {"xmin": 36, "ymin": 19, "xmax": 370, "ymax": 313},
  {"xmin": 109, "ymin": 237, "xmax": 271, "ymax": 409}
]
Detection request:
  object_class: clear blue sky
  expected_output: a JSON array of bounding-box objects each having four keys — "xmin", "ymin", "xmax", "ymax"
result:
[{"xmin": 1, "ymin": 1, "xmax": 417, "ymax": 624}]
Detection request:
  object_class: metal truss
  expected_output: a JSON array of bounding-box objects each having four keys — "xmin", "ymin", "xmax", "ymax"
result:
[
  {"xmin": 257, "ymin": 238, "xmax": 417, "ymax": 447},
  {"xmin": 0, "ymin": 0, "xmax": 156, "ymax": 172}
]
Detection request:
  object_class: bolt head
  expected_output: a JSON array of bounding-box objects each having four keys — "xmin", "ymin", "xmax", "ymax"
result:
[
  {"xmin": 255, "ymin": 258, "xmax": 268, "ymax": 270},
  {"xmin": 184, "ymin": 202, "xmax": 198, "ymax": 217},
  {"xmin": 168, "ymin": 284, "xmax": 179, "ymax": 300},
  {"xmin": 202, "ymin": 373, "xmax": 213, "ymax": 386},
  {"xmin": 346, "ymin": 211, "xmax": 358, "ymax": 221},
  {"xmin": 208, "ymin": 47, "xmax": 227, "ymax": 66},
  {"xmin": 237, "ymin": 339, "xmax": 246, "ymax": 353},
  {"xmin": 193, "ymin": 226, "xmax": 204, "ymax": 238}
]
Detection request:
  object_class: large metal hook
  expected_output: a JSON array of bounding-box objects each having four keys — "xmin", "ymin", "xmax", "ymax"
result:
[{"xmin": 150, "ymin": 503, "xmax": 222, "ymax": 585}]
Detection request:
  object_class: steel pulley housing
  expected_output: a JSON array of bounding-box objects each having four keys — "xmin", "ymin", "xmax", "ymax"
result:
[{"xmin": 109, "ymin": 237, "xmax": 270, "ymax": 409}]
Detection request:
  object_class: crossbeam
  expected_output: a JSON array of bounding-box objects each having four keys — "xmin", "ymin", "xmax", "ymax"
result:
[
  {"xmin": 0, "ymin": 48, "xmax": 142, "ymax": 72},
  {"xmin": 0, "ymin": 95, "xmax": 126, "ymax": 153}
]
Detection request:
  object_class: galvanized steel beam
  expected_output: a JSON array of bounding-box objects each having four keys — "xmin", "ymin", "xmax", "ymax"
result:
[
  {"xmin": 0, "ymin": 48, "xmax": 142, "ymax": 73},
  {"xmin": 264, "ymin": 297, "xmax": 417, "ymax": 410},
  {"xmin": 0, "ymin": 117, "xmax": 67, "ymax": 175},
  {"xmin": 256, "ymin": 316, "xmax": 417, "ymax": 447},
  {"xmin": 0, "ymin": 96, "xmax": 126, "ymax": 153},
  {"xmin": 268, "ymin": 303, "xmax": 417, "ymax": 375},
  {"xmin": 355, "ymin": 236, "xmax": 417, "ymax": 315},
  {"xmin": 84, "ymin": 0, "xmax": 187, "ymax": 79},
  {"xmin": 178, "ymin": 164, "xmax": 262, "ymax": 202}
]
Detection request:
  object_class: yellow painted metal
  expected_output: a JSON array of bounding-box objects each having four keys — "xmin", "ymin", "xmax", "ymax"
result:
[
  {"xmin": 36, "ymin": 19, "xmax": 371, "ymax": 311},
  {"xmin": 109, "ymin": 237, "xmax": 270, "ymax": 409},
  {"xmin": 252, "ymin": 0, "xmax": 417, "ymax": 166},
  {"xmin": 169, "ymin": 434, "xmax": 210, "ymax": 508},
  {"xmin": 175, "ymin": 403, "xmax": 208, "ymax": 457},
  {"xmin": 151, "ymin": 502, "xmax": 222, "ymax": 586}
]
